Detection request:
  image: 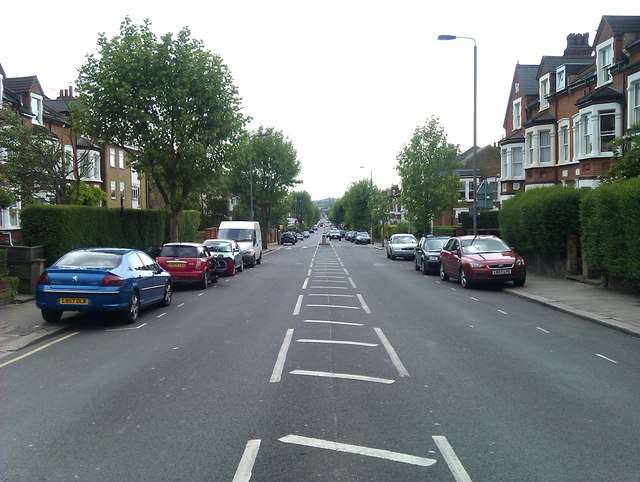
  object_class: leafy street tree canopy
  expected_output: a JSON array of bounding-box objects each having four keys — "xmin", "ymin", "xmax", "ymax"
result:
[
  {"xmin": 395, "ymin": 116, "xmax": 461, "ymax": 234},
  {"xmin": 288, "ymin": 190, "xmax": 320, "ymax": 230},
  {"xmin": 228, "ymin": 127, "xmax": 300, "ymax": 248},
  {"xmin": 601, "ymin": 124, "xmax": 640, "ymax": 183},
  {"xmin": 76, "ymin": 17, "xmax": 246, "ymax": 241}
]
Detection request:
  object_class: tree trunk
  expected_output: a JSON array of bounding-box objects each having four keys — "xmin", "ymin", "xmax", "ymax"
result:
[{"xmin": 169, "ymin": 209, "xmax": 180, "ymax": 242}]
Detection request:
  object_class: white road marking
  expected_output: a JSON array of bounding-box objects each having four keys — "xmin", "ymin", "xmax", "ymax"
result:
[
  {"xmin": 498, "ymin": 309, "xmax": 508, "ymax": 314},
  {"xmin": 343, "ymin": 268, "xmax": 350, "ymax": 275},
  {"xmin": 290, "ymin": 370, "xmax": 394, "ymax": 384},
  {"xmin": 308, "ymin": 286, "xmax": 349, "ymax": 290},
  {"xmin": 107, "ymin": 323, "xmax": 148, "ymax": 331},
  {"xmin": 178, "ymin": 303, "xmax": 185, "ymax": 307},
  {"xmin": 198, "ymin": 292, "xmax": 204, "ymax": 296},
  {"xmin": 349, "ymin": 277, "xmax": 357, "ymax": 288},
  {"xmin": 305, "ymin": 304, "xmax": 360, "ymax": 310},
  {"xmin": 374, "ymin": 328, "xmax": 409, "ymax": 377},
  {"xmin": 293, "ymin": 295, "xmax": 303, "ymax": 315},
  {"xmin": 536, "ymin": 327, "xmax": 550, "ymax": 334},
  {"xmin": 270, "ymin": 329, "xmax": 294, "ymax": 382},
  {"xmin": 470, "ymin": 297, "xmax": 479, "ymax": 301},
  {"xmin": 308, "ymin": 294, "xmax": 354, "ymax": 298},
  {"xmin": 296, "ymin": 339, "xmax": 378, "ymax": 347},
  {"xmin": 157, "ymin": 313, "xmax": 166, "ymax": 318},
  {"xmin": 302, "ymin": 278, "xmax": 309, "ymax": 289},
  {"xmin": 432, "ymin": 435, "xmax": 472, "ymax": 482},
  {"xmin": 232, "ymin": 439, "xmax": 261, "ymax": 482},
  {"xmin": 310, "ymin": 280, "xmax": 348, "ymax": 283},
  {"xmin": 309, "ymin": 262, "xmax": 313, "ymax": 268},
  {"xmin": 596, "ymin": 353, "xmax": 618, "ymax": 364},
  {"xmin": 303, "ymin": 320, "xmax": 364, "ymax": 326},
  {"xmin": 357, "ymin": 294, "xmax": 371, "ymax": 314},
  {"xmin": 279, "ymin": 435, "xmax": 435, "ymax": 467},
  {"xmin": 307, "ymin": 269, "xmax": 311, "ymax": 276},
  {"xmin": 0, "ymin": 332, "xmax": 80, "ymax": 368}
]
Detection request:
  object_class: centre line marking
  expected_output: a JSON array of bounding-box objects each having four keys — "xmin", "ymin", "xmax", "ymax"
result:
[
  {"xmin": 302, "ymin": 278, "xmax": 309, "ymax": 289},
  {"xmin": 432, "ymin": 435, "xmax": 472, "ymax": 482},
  {"xmin": 232, "ymin": 439, "xmax": 261, "ymax": 482},
  {"xmin": 349, "ymin": 277, "xmax": 357, "ymax": 288},
  {"xmin": 536, "ymin": 327, "xmax": 550, "ymax": 334},
  {"xmin": 0, "ymin": 332, "xmax": 80, "ymax": 368},
  {"xmin": 374, "ymin": 328, "xmax": 409, "ymax": 377},
  {"xmin": 293, "ymin": 295, "xmax": 303, "ymax": 315},
  {"xmin": 498, "ymin": 309, "xmax": 508, "ymax": 315},
  {"xmin": 296, "ymin": 339, "xmax": 378, "ymax": 347},
  {"xmin": 596, "ymin": 353, "xmax": 618, "ymax": 364},
  {"xmin": 290, "ymin": 370, "xmax": 395, "ymax": 384},
  {"xmin": 357, "ymin": 294, "xmax": 371, "ymax": 314},
  {"xmin": 270, "ymin": 329, "xmax": 294, "ymax": 382},
  {"xmin": 343, "ymin": 268, "xmax": 350, "ymax": 275},
  {"xmin": 303, "ymin": 320, "xmax": 364, "ymax": 326},
  {"xmin": 279, "ymin": 435, "xmax": 435, "ymax": 467}
]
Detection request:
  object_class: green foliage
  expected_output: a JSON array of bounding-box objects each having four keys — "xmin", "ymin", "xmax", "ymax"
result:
[
  {"xmin": 499, "ymin": 186, "xmax": 584, "ymax": 256},
  {"xmin": 288, "ymin": 191, "xmax": 319, "ymax": 230},
  {"xmin": 600, "ymin": 125, "xmax": 640, "ymax": 182},
  {"xmin": 20, "ymin": 205, "xmax": 166, "ymax": 263},
  {"xmin": 0, "ymin": 248, "xmax": 8, "ymax": 277},
  {"xmin": 389, "ymin": 221, "xmax": 415, "ymax": 236},
  {"xmin": 580, "ymin": 178, "xmax": 640, "ymax": 283},
  {"xmin": 341, "ymin": 179, "xmax": 375, "ymax": 230},
  {"xmin": 396, "ymin": 116, "xmax": 461, "ymax": 234},
  {"xmin": 459, "ymin": 210, "xmax": 500, "ymax": 232},
  {"xmin": 176, "ymin": 210, "xmax": 201, "ymax": 242},
  {"xmin": 76, "ymin": 17, "xmax": 246, "ymax": 240},
  {"xmin": 64, "ymin": 182, "xmax": 107, "ymax": 206}
]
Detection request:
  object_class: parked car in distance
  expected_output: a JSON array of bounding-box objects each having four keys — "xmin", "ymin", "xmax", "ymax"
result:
[
  {"xmin": 203, "ymin": 239, "xmax": 244, "ymax": 276},
  {"xmin": 218, "ymin": 220, "xmax": 263, "ymax": 267},
  {"xmin": 354, "ymin": 231, "xmax": 371, "ymax": 244},
  {"xmin": 35, "ymin": 248, "xmax": 172, "ymax": 324},
  {"xmin": 156, "ymin": 242, "xmax": 217, "ymax": 289},
  {"xmin": 386, "ymin": 233, "xmax": 417, "ymax": 259},
  {"xmin": 439, "ymin": 235, "xmax": 526, "ymax": 289},
  {"xmin": 414, "ymin": 235, "xmax": 451, "ymax": 275},
  {"xmin": 328, "ymin": 229, "xmax": 342, "ymax": 240},
  {"xmin": 302, "ymin": 230, "xmax": 310, "ymax": 238},
  {"xmin": 281, "ymin": 231, "xmax": 296, "ymax": 245},
  {"xmin": 296, "ymin": 232, "xmax": 304, "ymax": 241}
]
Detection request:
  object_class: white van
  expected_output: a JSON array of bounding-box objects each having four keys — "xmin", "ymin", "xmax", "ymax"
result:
[{"xmin": 217, "ymin": 221, "xmax": 263, "ymax": 268}]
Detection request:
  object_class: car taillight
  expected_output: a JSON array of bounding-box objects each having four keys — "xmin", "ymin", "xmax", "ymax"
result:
[
  {"xmin": 36, "ymin": 272, "xmax": 49, "ymax": 285},
  {"xmin": 196, "ymin": 260, "xmax": 202, "ymax": 270},
  {"xmin": 101, "ymin": 274, "xmax": 124, "ymax": 286}
]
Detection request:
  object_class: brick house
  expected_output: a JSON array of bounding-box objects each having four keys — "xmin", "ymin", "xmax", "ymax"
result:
[{"xmin": 499, "ymin": 16, "xmax": 640, "ymax": 199}]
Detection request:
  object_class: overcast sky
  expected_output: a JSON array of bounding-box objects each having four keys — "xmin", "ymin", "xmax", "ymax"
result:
[{"xmin": 2, "ymin": 1, "xmax": 638, "ymax": 200}]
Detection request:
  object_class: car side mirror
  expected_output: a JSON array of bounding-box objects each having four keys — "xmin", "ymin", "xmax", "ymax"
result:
[{"xmin": 450, "ymin": 249, "xmax": 459, "ymax": 256}]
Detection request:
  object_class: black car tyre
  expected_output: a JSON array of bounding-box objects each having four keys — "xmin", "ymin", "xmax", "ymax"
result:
[
  {"xmin": 439, "ymin": 263, "xmax": 449, "ymax": 281},
  {"xmin": 386, "ymin": 250, "xmax": 391, "ymax": 259},
  {"xmin": 239, "ymin": 261, "xmax": 244, "ymax": 272},
  {"xmin": 199, "ymin": 271, "xmax": 208, "ymax": 290},
  {"xmin": 123, "ymin": 290, "xmax": 140, "ymax": 324},
  {"xmin": 41, "ymin": 309, "xmax": 63, "ymax": 323},
  {"xmin": 422, "ymin": 257, "xmax": 430, "ymax": 275},
  {"xmin": 160, "ymin": 281, "xmax": 172, "ymax": 307},
  {"xmin": 248, "ymin": 256, "xmax": 256, "ymax": 268},
  {"xmin": 414, "ymin": 257, "xmax": 420, "ymax": 271},
  {"xmin": 460, "ymin": 269, "xmax": 472, "ymax": 289},
  {"xmin": 256, "ymin": 256, "xmax": 261, "ymax": 265},
  {"xmin": 513, "ymin": 278, "xmax": 526, "ymax": 287}
]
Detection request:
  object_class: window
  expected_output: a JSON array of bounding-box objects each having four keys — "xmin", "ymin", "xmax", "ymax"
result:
[
  {"xmin": 132, "ymin": 185, "xmax": 140, "ymax": 203},
  {"xmin": 118, "ymin": 150, "xmax": 125, "ymax": 169},
  {"xmin": 539, "ymin": 74, "xmax": 550, "ymax": 110},
  {"xmin": 30, "ymin": 94, "xmax": 43, "ymax": 125},
  {"xmin": 512, "ymin": 98, "xmax": 521, "ymax": 130},
  {"xmin": 501, "ymin": 150, "xmax": 508, "ymax": 178},
  {"xmin": 628, "ymin": 72, "xmax": 640, "ymax": 127},
  {"xmin": 512, "ymin": 147, "xmax": 523, "ymax": 177},
  {"xmin": 596, "ymin": 39, "xmax": 613, "ymax": 86},
  {"xmin": 556, "ymin": 66, "xmax": 566, "ymax": 91},
  {"xmin": 582, "ymin": 114, "xmax": 592, "ymax": 155},
  {"xmin": 560, "ymin": 124, "xmax": 570, "ymax": 162},
  {"xmin": 527, "ymin": 132, "xmax": 534, "ymax": 165},
  {"xmin": 119, "ymin": 181, "xmax": 125, "ymax": 199},
  {"xmin": 110, "ymin": 181, "xmax": 116, "ymax": 199},
  {"xmin": 539, "ymin": 130, "xmax": 551, "ymax": 163},
  {"xmin": 109, "ymin": 148, "xmax": 116, "ymax": 167},
  {"xmin": 599, "ymin": 111, "xmax": 615, "ymax": 153}
]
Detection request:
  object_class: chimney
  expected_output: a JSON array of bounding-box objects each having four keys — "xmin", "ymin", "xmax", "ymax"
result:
[
  {"xmin": 564, "ymin": 33, "xmax": 592, "ymax": 58},
  {"xmin": 68, "ymin": 86, "xmax": 73, "ymax": 97},
  {"xmin": 59, "ymin": 89, "xmax": 64, "ymax": 97}
]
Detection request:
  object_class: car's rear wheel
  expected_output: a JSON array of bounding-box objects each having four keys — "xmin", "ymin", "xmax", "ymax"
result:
[
  {"xmin": 123, "ymin": 290, "xmax": 140, "ymax": 324},
  {"xmin": 460, "ymin": 269, "xmax": 472, "ymax": 289},
  {"xmin": 199, "ymin": 271, "xmax": 208, "ymax": 289},
  {"xmin": 256, "ymin": 255, "xmax": 261, "ymax": 265},
  {"xmin": 238, "ymin": 260, "xmax": 244, "ymax": 272},
  {"xmin": 386, "ymin": 250, "xmax": 390, "ymax": 259},
  {"xmin": 160, "ymin": 281, "xmax": 172, "ymax": 307},
  {"xmin": 414, "ymin": 257, "xmax": 420, "ymax": 271},
  {"xmin": 248, "ymin": 256, "xmax": 256, "ymax": 268},
  {"xmin": 41, "ymin": 309, "xmax": 62, "ymax": 323},
  {"xmin": 439, "ymin": 264, "xmax": 449, "ymax": 281},
  {"xmin": 422, "ymin": 258, "xmax": 429, "ymax": 275}
]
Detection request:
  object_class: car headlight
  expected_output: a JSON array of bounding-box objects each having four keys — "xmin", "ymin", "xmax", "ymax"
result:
[
  {"xmin": 469, "ymin": 261, "xmax": 484, "ymax": 269},
  {"xmin": 516, "ymin": 258, "xmax": 525, "ymax": 266},
  {"xmin": 243, "ymin": 248, "xmax": 254, "ymax": 255}
]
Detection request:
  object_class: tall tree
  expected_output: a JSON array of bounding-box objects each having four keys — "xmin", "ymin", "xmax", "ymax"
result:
[
  {"xmin": 369, "ymin": 187, "xmax": 393, "ymax": 243},
  {"xmin": 396, "ymin": 116, "xmax": 461, "ymax": 234},
  {"xmin": 601, "ymin": 124, "xmax": 640, "ymax": 182},
  {"xmin": 342, "ymin": 179, "xmax": 375, "ymax": 230},
  {"xmin": 76, "ymin": 17, "xmax": 246, "ymax": 241},
  {"xmin": 229, "ymin": 127, "xmax": 300, "ymax": 248},
  {"xmin": 289, "ymin": 190, "xmax": 318, "ymax": 229}
]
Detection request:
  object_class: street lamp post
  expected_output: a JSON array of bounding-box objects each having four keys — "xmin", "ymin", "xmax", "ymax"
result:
[{"xmin": 438, "ymin": 34, "xmax": 478, "ymax": 235}]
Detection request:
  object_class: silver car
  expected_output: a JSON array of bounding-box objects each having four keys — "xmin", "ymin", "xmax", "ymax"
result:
[{"xmin": 386, "ymin": 233, "xmax": 417, "ymax": 260}]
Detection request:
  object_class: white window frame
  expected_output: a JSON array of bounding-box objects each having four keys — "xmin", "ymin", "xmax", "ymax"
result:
[
  {"xmin": 627, "ymin": 71, "xmax": 640, "ymax": 127},
  {"xmin": 110, "ymin": 181, "xmax": 116, "ymax": 199},
  {"xmin": 558, "ymin": 119, "xmax": 571, "ymax": 164},
  {"xmin": 109, "ymin": 148, "xmax": 116, "ymax": 167},
  {"xmin": 596, "ymin": 38, "xmax": 613, "ymax": 87},
  {"xmin": 574, "ymin": 102, "xmax": 622, "ymax": 159},
  {"xmin": 527, "ymin": 132, "xmax": 534, "ymax": 165},
  {"xmin": 30, "ymin": 93, "xmax": 43, "ymax": 125},
  {"xmin": 512, "ymin": 98, "xmax": 522, "ymax": 130},
  {"xmin": 556, "ymin": 66, "xmax": 566, "ymax": 91},
  {"xmin": 539, "ymin": 74, "xmax": 550, "ymax": 110},
  {"xmin": 539, "ymin": 130, "xmax": 551, "ymax": 163},
  {"xmin": 119, "ymin": 181, "xmax": 125, "ymax": 199},
  {"xmin": 118, "ymin": 150, "xmax": 125, "ymax": 169},
  {"xmin": 512, "ymin": 146, "xmax": 524, "ymax": 178},
  {"xmin": 599, "ymin": 111, "xmax": 616, "ymax": 153}
]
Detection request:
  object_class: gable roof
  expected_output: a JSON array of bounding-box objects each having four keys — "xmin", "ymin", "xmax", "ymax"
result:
[{"xmin": 4, "ymin": 76, "xmax": 44, "ymax": 96}]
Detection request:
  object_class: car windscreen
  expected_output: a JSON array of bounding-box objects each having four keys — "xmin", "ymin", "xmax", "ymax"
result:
[
  {"xmin": 426, "ymin": 238, "xmax": 448, "ymax": 250},
  {"xmin": 206, "ymin": 242, "xmax": 231, "ymax": 252},
  {"xmin": 462, "ymin": 238, "xmax": 510, "ymax": 254},
  {"xmin": 55, "ymin": 251, "xmax": 123, "ymax": 268},
  {"xmin": 394, "ymin": 235, "xmax": 416, "ymax": 243},
  {"xmin": 159, "ymin": 246, "xmax": 199, "ymax": 258},
  {"xmin": 218, "ymin": 228, "xmax": 254, "ymax": 242}
]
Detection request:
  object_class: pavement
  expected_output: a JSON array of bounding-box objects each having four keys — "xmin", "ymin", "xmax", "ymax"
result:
[{"xmin": 1, "ymin": 242, "xmax": 638, "ymax": 356}]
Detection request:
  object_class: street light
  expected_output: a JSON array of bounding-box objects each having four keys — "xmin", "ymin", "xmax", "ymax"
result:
[
  {"xmin": 360, "ymin": 166, "xmax": 373, "ymax": 245},
  {"xmin": 438, "ymin": 34, "xmax": 478, "ymax": 235}
]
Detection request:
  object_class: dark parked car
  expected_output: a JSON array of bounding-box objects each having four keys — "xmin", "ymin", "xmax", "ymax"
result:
[
  {"xmin": 203, "ymin": 239, "xmax": 244, "ymax": 276},
  {"xmin": 414, "ymin": 235, "xmax": 450, "ymax": 274},
  {"xmin": 439, "ymin": 235, "xmax": 526, "ymax": 288},
  {"xmin": 35, "ymin": 248, "xmax": 172, "ymax": 324},
  {"xmin": 281, "ymin": 231, "xmax": 296, "ymax": 244},
  {"xmin": 354, "ymin": 231, "xmax": 371, "ymax": 244},
  {"xmin": 386, "ymin": 233, "xmax": 417, "ymax": 259},
  {"xmin": 328, "ymin": 229, "xmax": 342, "ymax": 240},
  {"xmin": 156, "ymin": 242, "xmax": 217, "ymax": 289}
]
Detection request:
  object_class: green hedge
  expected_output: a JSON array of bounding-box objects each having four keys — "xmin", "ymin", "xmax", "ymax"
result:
[
  {"xmin": 499, "ymin": 186, "xmax": 584, "ymax": 256},
  {"xmin": 459, "ymin": 210, "xmax": 500, "ymax": 233},
  {"xmin": 580, "ymin": 178, "xmax": 640, "ymax": 283},
  {"xmin": 20, "ymin": 205, "xmax": 168, "ymax": 263},
  {"xmin": 0, "ymin": 248, "xmax": 7, "ymax": 277}
]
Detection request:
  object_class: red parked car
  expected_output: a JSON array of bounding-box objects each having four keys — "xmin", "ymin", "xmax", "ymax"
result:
[
  {"xmin": 156, "ymin": 242, "xmax": 217, "ymax": 289},
  {"xmin": 439, "ymin": 235, "xmax": 526, "ymax": 289}
]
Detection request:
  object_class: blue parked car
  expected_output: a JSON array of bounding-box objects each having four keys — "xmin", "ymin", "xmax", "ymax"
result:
[{"xmin": 35, "ymin": 248, "xmax": 172, "ymax": 324}]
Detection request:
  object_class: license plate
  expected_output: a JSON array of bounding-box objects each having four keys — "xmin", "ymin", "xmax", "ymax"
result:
[
  {"xmin": 492, "ymin": 269, "xmax": 512, "ymax": 275},
  {"xmin": 168, "ymin": 261, "xmax": 187, "ymax": 267},
  {"xmin": 59, "ymin": 297, "xmax": 88, "ymax": 305}
]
